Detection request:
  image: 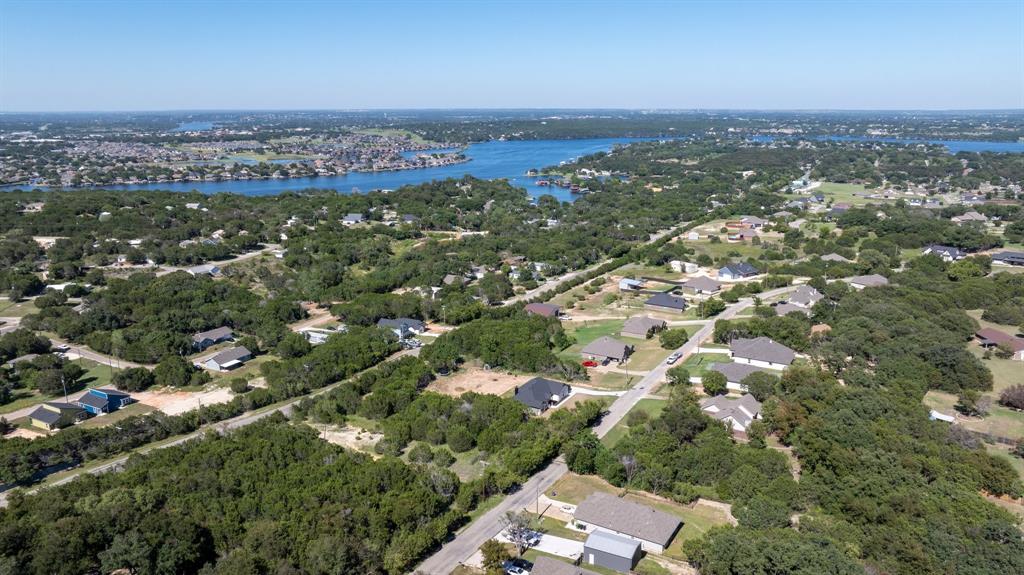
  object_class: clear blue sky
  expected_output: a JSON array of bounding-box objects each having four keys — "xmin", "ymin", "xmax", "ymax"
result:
[{"xmin": 1, "ymin": 0, "xmax": 1022, "ymax": 111}]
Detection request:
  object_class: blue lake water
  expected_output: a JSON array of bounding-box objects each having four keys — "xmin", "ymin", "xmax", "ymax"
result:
[
  {"xmin": 54, "ymin": 138, "xmax": 661, "ymax": 201},
  {"xmin": 171, "ymin": 121, "xmax": 215, "ymax": 132}
]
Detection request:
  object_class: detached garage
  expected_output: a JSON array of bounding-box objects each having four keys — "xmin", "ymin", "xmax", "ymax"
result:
[{"xmin": 584, "ymin": 530, "xmax": 641, "ymax": 572}]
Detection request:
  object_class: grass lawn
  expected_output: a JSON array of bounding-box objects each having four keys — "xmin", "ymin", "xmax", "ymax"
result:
[
  {"xmin": 583, "ymin": 371, "xmax": 639, "ymax": 391},
  {"xmin": 986, "ymin": 443, "xmax": 1024, "ymax": 481},
  {"xmin": 523, "ymin": 512, "xmax": 587, "ymax": 541},
  {"xmin": 77, "ymin": 402, "xmax": 156, "ymax": 429},
  {"xmin": 795, "ymin": 182, "xmax": 877, "ymax": 206},
  {"xmin": 687, "ymin": 239, "xmax": 764, "ymax": 261},
  {"xmin": 449, "ymin": 448, "xmax": 488, "ymax": 482},
  {"xmin": 560, "ymin": 319, "xmax": 669, "ymax": 372},
  {"xmin": 0, "ymin": 299, "xmax": 39, "ymax": 318},
  {"xmin": 680, "ymin": 353, "xmax": 731, "ymax": 377},
  {"xmin": 546, "ymin": 473, "xmax": 732, "ymax": 561},
  {"xmin": 0, "ymin": 359, "xmax": 118, "ymax": 416},
  {"xmin": 924, "ymin": 391, "xmax": 1024, "ymax": 441},
  {"xmin": 601, "ymin": 398, "xmax": 668, "ymax": 447}
]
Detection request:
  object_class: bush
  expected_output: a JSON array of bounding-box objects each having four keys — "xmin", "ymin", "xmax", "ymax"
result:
[
  {"xmin": 229, "ymin": 378, "xmax": 249, "ymax": 394},
  {"xmin": 408, "ymin": 442, "xmax": 434, "ymax": 464},
  {"xmin": 446, "ymin": 426, "xmax": 474, "ymax": 453},
  {"xmin": 666, "ymin": 365, "xmax": 691, "ymax": 386},
  {"xmin": 1000, "ymin": 385, "xmax": 1024, "ymax": 410},
  {"xmin": 671, "ymin": 481, "xmax": 700, "ymax": 504},
  {"xmin": 112, "ymin": 367, "xmax": 155, "ymax": 392},
  {"xmin": 433, "ymin": 447, "xmax": 456, "ymax": 467},
  {"xmin": 702, "ymin": 371, "xmax": 727, "ymax": 396},
  {"xmin": 659, "ymin": 328, "xmax": 689, "ymax": 349}
]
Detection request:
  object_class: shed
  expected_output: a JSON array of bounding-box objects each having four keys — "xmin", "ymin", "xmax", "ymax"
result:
[{"xmin": 584, "ymin": 530, "xmax": 641, "ymax": 572}]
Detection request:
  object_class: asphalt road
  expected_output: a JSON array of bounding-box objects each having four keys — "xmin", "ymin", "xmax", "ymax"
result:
[{"xmin": 415, "ymin": 284, "xmax": 798, "ymax": 574}]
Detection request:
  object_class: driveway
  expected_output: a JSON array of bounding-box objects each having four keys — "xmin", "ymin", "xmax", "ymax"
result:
[{"xmin": 497, "ymin": 531, "xmax": 584, "ymax": 560}]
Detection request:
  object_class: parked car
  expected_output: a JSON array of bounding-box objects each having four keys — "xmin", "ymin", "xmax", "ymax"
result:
[
  {"xmin": 581, "ymin": 360, "xmax": 599, "ymax": 368},
  {"xmin": 54, "ymin": 344, "xmax": 70, "ymax": 352},
  {"xmin": 503, "ymin": 558, "xmax": 533, "ymax": 575},
  {"xmin": 665, "ymin": 352, "xmax": 682, "ymax": 365}
]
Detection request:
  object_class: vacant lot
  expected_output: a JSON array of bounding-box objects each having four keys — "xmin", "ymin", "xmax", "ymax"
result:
[
  {"xmin": 133, "ymin": 386, "xmax": 235, "ymax": 416},
  {"xmin": 601, "ymin": 398, "xmax": 668, "ymax": 447},
  {"xmin": 426, "ymin": 363, "xmax": 533, "ymax": 397},
  {"xmin": 319, "ymin": 424, "xmax": 383, "ymax": 456},
  {"xmin": 924, "ymin": 391, "xmax": 1024, "ymax": 441}
]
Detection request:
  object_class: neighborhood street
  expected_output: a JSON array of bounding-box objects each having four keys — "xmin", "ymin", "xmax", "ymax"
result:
[{"xmin": 416, "ymin": 283, "xmax": 798, "ymax": 574}]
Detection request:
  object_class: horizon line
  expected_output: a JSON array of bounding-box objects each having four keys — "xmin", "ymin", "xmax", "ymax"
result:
[{"xmin": 2, "ymin": 107, "xmax": 1024, "ymax": 115}]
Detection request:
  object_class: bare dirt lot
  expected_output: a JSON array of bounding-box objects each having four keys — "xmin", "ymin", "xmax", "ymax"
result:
[
  {"xmin": 133, "ymin": 387, "xmax": 235, "ymax": 416},
  {"xmin": 426, "ymin": 366, "xmax": 532, "ymax": 397},
  {"xmin": 320, "ymin": 425, "xmax": 383, "ymax": 457},
  {"xmin": 4, "ymin": 428, "xmax": 46, "ymax": 440}
]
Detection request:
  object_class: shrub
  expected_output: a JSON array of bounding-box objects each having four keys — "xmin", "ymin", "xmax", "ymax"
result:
[
  {"xmin": 1000, "ymin": 384, "xmax": 1024, "ymax": 410},
  {"xmin": 229, "ymin": 378, "xmax": 249, "ymax": 394},
  {"xmin": 702, "ymin": 371, "xmax": 727, "ymax": 396},
  {"xmin": 659, "ymin": 328, "xmax": 689, "ymax": 349},
  {"xmin": 112, "ymin": 367, "xmax": 155, "ymax": 392}
]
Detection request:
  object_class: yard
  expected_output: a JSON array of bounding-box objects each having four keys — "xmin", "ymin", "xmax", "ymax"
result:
[
  {"xmin": 426, "ymin": 362, "xmax": 533, "ymax": 397},
  {"xmin": 559, "ymin": 319, "xmax": 671, "ymax": 372},
  {"xmin": 601, "ymin": 398, "xmax": 668, "ymax": 447},
  {"xmin": 679, "ymin": 353, "xmax": 731, "ymax": 377},
  {"xmin": 545, "ymin": 473, "xmax": 734, "ymax": 560},
  {"xmin": 0, "ymin": 298, "xmax": 39, "ymax": 318},
  {"xmin": 0, "ymin": 358, "xmax": 118, "ymax": 416},
  {"xmin": 924, "ymin": 391, "xmax": 1024, "ymax": 441},
  {"xmin": 788, "ymin": 182, "xmax": 879, "ymax": 206}
]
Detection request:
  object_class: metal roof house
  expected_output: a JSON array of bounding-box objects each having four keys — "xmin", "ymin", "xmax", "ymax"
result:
[
  {"xmin": 377, "ymin": 318, "xmax": 427, "ymax": 339},
  {"xmin": 513, "ymin": 377, "xmax": 571, "ymax": 413},
  {"xmin": 922, "ymin": 244, "xmax": 965, "ymax": 262},
  {"xmin": 75, "ymin": 388, "xmax": 133, "ymax": 416},
  {"xmin": 718, "ymin": 262, "xmax": 759, "ymax": 281},
  {"xmin": 584, "ymin": 530, "xmax": 641, "ymax": 572},
  {"xmin": 186, "ymin": 264, "xmax": 221, "ymax": 276},
  {"xmin": 524, "ymin": 302, "xmax": 561, "ymax": 318},
  {"xmin": 341, "ymin": 213, "xmax": 365, "ymax": 225},
  {"xmin": 580, "ymin": 336, "xmax": 633, "ymax": 364},
  {"xmin": 618, "ymin": 278, "xmax": 645, "ymax": 291},
  {"xmin": 192, "ymin": 326, "xmax": 234, "ymax": 351},
  {"xmin": 644, "ymin": 292, "xmax": 687, "ymax": 314},
  {"xmin": 620, "ymin": 316, "xmax": 667, "ymax": 339},
  {"xmin": 203, "ymin": 346, "xmax": 253, "ymax": 371},
  {"xmin": 531, "ymin": 556, "xmax": 601, "ymax": 575},
  {"xmin": 28, "ymin": 402, "xmax": 87, "ymax": 430},
  {"xmin": 849, "ymin": 274, "xmax": 889, "ymax": 290},
  {"xmin": 992, "ymin": 251, "xmax": 1024, "ymax": 267},
  {"xmin": 573, "ymin": 492, "xmax": 681, "ymax": 553},
  {"xmin": 729, "ymin": 337, "xmax": 796, "ymax": 369}
]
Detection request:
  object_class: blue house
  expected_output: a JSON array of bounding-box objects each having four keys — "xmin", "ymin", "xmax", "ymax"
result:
[{"xmin": 76, "ymin": 388, "xmax": 134, "ymax": 415}]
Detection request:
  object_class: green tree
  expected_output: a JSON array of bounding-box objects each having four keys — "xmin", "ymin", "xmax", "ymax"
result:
[
  {"xmin": 702, "ymin": 370, "xmax": 727, "ymax": 396},
  {"xmin": 659, "ymin": 328, "xmax": 689, "ymax": 349}
]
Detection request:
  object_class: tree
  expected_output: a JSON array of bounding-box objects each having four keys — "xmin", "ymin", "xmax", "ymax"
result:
[
  {"xmin": 956, "ymin": 389, "xmax": 990, "ymax": 417},
  {"xmin": 702, "ymin": 371, "xmax": 727, "ymax": 396},
  {"xmin": 498, "ymin": 511, "xmax": 534, "ymax": 556},
  {"xmin": 153, "ymin": 355, "xmax": 195, "ymax": 388},
  {"xmin": 1000, "ymin": 385, "xmax": 1024, "ymax": 410},
  {"xmin": 700, "ymin": 298, "xmax": 727, "ymax": 318},
  {"xmin": 276, "ymin": 331, "xmax": 312, "ymax": 359},
  {"xmin": 480, "ymin": 539, "xmax": 511, "ymax": 573},
  {"xmin": 666, "ymin": 365, "xmax": 691, "ymax": 386},
  {"xmin": 740, "ymin": 371, "xmax": 779, "ymax": 402},
  {"xmin": 113, "ymin": 367, "xmax": 155, "ymax": 392},
  {"xmin": 659, "ymin": 328, "xmax": 689, "ymax": 349},
  {"xmin": 229, "ymin": 378, "xmax": 249, "ymax": 393},
  {"xmin": 747, "ymin": 421, "xmax": 768, "ymax": 449},
  {"xmin": 735, "ymin": 495, "xmax": 791, "ymax": 529}
]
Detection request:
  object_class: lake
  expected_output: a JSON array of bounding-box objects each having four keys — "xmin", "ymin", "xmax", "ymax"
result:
[
  {"xmin": 171, "ymin": 121, "xmax": 215, "ymax": 132},
  {"xmin": 61, "ymin": 138, "xmax": 662, "ymax": 201}
]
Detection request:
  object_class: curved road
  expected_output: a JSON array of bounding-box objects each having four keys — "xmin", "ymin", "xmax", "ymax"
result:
[{"xmin": 415, "ymin": 284, "xmax": 798, "ymax": 574}]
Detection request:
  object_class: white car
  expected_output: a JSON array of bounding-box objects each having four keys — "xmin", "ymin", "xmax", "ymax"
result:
[{"xmin": 665, "ymin": 352, "xmax": 682, "ymax": 365}]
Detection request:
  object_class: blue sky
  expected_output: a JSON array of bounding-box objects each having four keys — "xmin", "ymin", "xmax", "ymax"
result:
[{"xmin": 1, "ymin": 0, "xmax": 1022, "ymax": 111}]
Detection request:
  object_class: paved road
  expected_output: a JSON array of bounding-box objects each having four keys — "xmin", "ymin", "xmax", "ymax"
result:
[
  {"xmin": 416, "ymin": 284, "xmax": 798, "ymax": 574},
  {"xmin": 155, "ymin": 244, "xmax": 282, "ymax": 276}
]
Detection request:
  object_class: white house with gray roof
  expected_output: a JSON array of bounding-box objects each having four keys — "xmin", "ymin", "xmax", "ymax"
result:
[
  {"xmin": 709, "ymin": 362, "xmax": 773, "ymax": 391},
  {"xmin": 729, "ymin": 337, "xmax": 795, "ymax": 369},
  {"xmin": 701, "ymin": 393, "xmax": 762, "ymax": 432},
  {"xmin": 573, "ymin": 492, "xmax": 681, "ymax": 553},
  {"xmin": 202, "ymin": 346, "xmax": 252, "ymax": 371},
  {"xmin": 849, "ymin": 274, "xmax": 889, "ymax": 290},
  {"xmin": 787, "ymin": 285, "xmax": 823, "ymax": 308},
  {"xmin": 581, "ymin": 336, "xmax": 633, "ymax": 364}
]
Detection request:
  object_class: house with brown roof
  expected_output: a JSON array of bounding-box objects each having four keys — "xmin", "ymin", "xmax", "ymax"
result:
[
  {"xmin": 681, "ymin": 276, "xmax": 721, "ymax": 296},
  {"xmin": 525, "ymin": 302, "xmax": 561, "ymax": 318},
  {"xmin": 572, "ymin": 492, "xmax": 681, "ymax": 553},
  {"xmin": 849, "ymin": 274, "xmax": 889, "ymax": 290},
  {"xmin": 976, "ymin": 328, "xmax": 1024, "ymax": 360}
]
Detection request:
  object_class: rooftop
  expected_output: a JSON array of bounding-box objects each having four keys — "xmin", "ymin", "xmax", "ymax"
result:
[{"xmin": 574, "ymin": 492, "xmax": 681, "ymax": 546}]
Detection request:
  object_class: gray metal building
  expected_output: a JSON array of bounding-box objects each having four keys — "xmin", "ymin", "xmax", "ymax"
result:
[{"xmin": 584, "ymin": 530, "xmax": 641, "ymax": 572}]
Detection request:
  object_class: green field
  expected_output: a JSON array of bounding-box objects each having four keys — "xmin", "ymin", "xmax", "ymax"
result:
[
  {"xmin": 789, "ymin": 182, "xmax": 879, "ymax": 206},
  {"xmin": 0, "ymin": 299, "xmax": 39, "ymax": 318},
  {"xmin": 924, "ymin": 391, "xmax": 1024, "ymax": 441},
  {"xmin": 601, "ymin": 398, "xmax": 668, "ymax": 447},
  {"xmin": 679, "ymin": 353, "xmax": 731, "ymax": 377}
]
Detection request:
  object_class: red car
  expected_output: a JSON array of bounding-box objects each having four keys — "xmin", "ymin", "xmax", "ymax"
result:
[{"xmin": 581, "ymin": 360, "xmax": 599, "ymax": 368}]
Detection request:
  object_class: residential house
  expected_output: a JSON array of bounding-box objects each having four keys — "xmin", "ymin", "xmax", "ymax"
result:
[
  {"xmin": 718, "ymin": 262, "xmax": 759, "ymax": 281},
  {"xmin": 581, "ymin": 336, "xmax": 633, "ymax": 364},
  {"xmin": 572, "ymin": 492, "xmax": 682, "ymax": 553},
  {"xmin": 787, "ymin": 285, "xmax": 823, "ymax": 308},
  {"xmin": 192, "ymin": 326, "xmax": 234, "ymax": 351},
  {"xmin": 729, "ymin": 337, "xmax": 796, "ymax": 369},
  {"xmin": 620, "ymin": 316, "xmax": 667, "ymax": 339},
  {"xmin": 531, "ymin": 557, "xmax": 601, "ymax": 575},
  {"xmin": 513, "ymin": 377, "xmax": 572, "ymax": 413},
  {"xmin": 727, "ymin": 229, "xmax": 758, "ymax": 242},
  {"xmin": 952, "ymin": 211, "xmax": 988, "ymax": 225},
  {"xmin": 739, "ymin": 215, "xmax": 767, "ymax": 229},
  {"xmin": 922, "ymin": 245, "xmax": 965, "ymax": 262},
  {"xmin": 618, "ymin": 278, "xmax": 645, "ymax": 291},
  {"xmin": 341, "ymin": 213, "xmax": 365, "ymax": 226},
  {"xmin": 28, "ymin": 402, "xmax": 87, "ymax": 430},
  {"xmin": 775, "ymin": 302, "xmax": 810, "ymax": 317},
  {"xmin": 992, "ymin": 251, "xmax": 1024, "ymax": 267},
  {"xmin": 524, "ymin": 302, "xmax": 561, "ymax": 318},
  {"xmin": 3, "ymin": 353, "xmax": 38, "ymax": 370},
  {"xmin": 820, "ymin": 253, "xmax": 852, "ymax": 263},
  {"xmin": 186, "ymin": 264, "xmax": 221, "ymax": 276},
  {"xmin": 975, "ymin": 328, "xmax": 1024, "ymax": 361},
  {"xmin": 75, "ymin": 388, "xmax": 134, "ymax": 416},
  {"xmin": 203, "ymin": 346, "xmax": 252, "ymax": 371},
  {"xmin": 584, "ymin": 530, "xmax": 641, "ymax": 572},
  {"xmin": 377, "ymin": 318, "xmax": 427, "ymax": 339},
  {"xmin": 442, "ymin": 273, "xmax": 465, "ymax": 287},
  {"xmin": 849, "ymin": 274, "xmax": 889, "ymax": 290},
  {"xmin": 700, "ymin": 394, "xmax": 763, "ymax": 432},
  {"xmin": 708, "ymin": 362, "xmax": 772, "ymax": 392},
  {"xmin": 644, "ymin": 292, "xmax": 687, "ymax": 314},
  {"xmin": 681, "ymin": 276, "xmax": 721, "ymax": 296}
]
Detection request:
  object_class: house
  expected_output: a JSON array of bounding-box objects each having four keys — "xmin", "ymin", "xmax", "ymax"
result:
[
  {"xmin": 341, "ymin": 213, "xmax": 365, "ymax": 225},
  {"xmin": 644, "ymin": 292, "xmax": 687, "ymax": 314},
  {"xmin": 513, "ymin": 377, "xmax": 572, "ymax": 413},
  {"xmin": 525, "ymin": 302, "xmax": 561, "ymax": 318},
  {"xmin": 621, "ymin": 316, "xmax": 667, "ymax": 339},
  {"xmin": 681, "ymin": 276, "xmax": 721, "ymax": 296},
  {"xmin": 584, "ymin": 530, "xmax": 641, "ymax": 572},
  {"xmin": 718, "ymin": 262, "xmax": 759, "ymax": 281},
  {"xmin": 192, "ymin": 326, "xmax": 234, "ymax": 351},
  {"xmin": 581, "ymin": 336, "xmax": 633, "ymax": 364},
  {"xmin": 727, "ymin": 229, "xmax": 758, "ymax": 242},
  {"xmin": 573, "ymin": 492, "xmax": 682, "ymax": 553},
  {"xmin": 618, "ymin": 278, "xmax": 645, "ymax": 291},
  {"xmin": 729, "ymin": 337, "xmax": 795, "ymax": 369},
  {"xmin": 775, "ymin": 302, "xmax": 810, "ymax": 317},
  {"xmin": 377, "ymin": 318, "xmax": 427, "ymax": 339},
  {"xmin": 28, "ymin": 402, "xmax": 87, "ymax": 430},
  {"xmin": 708, "ymin": 362, "xmax": 772, "ymax": 392},
  {"xmin": 992, "ymin": 251, "xmax": 1024, "ymax": 267},
  {"xmin": 849, "ymin": 274, "xmax": 889, "ymax": 290},
  {"xmin": 975, "ymin": 328, "xmax": 1024, "ymax": 360},
  {"xmin": 787, "ymin": 285, "xmax": 823, "ymax": 308},
  {"xmin": 186, "ymin": 264, "xmax": 221, "ymax": 276},
  {"xmin": 75, "ymin": 388, "xmax": 133, "ymax": 416},
  {"xmin": 952, "ymin": 211, "xmax": 988, "ymax": 225},
  {"xmin": 203, "ymin": 346, "xmax": 252, "ymax": 371},
  {"xmin": 3, "ymin": 353, "xmax": 38, "ymax": 370},
  {"xmin": 442, "ymin": 273, "xmax": 464, "ymax": 286},
  {"xmin": 922, "ymin": 244, "xmax": 965, "ymax": 262},
  {"xmin": 820, "ymin": 253, "xmax": 852, "ymax": 263},
  {"xmin": 531, "ymin": 556, "xmax": 601, "ymax": 575},
  {"xmin": 700, "ymin": 394, "xmax": 762, "ymax": 432},
  {"xmin": 685, "ymin": 231, "xmax": 700, "ymax": 241},
  {"xmin": 740, "ymin": 215, "xmax": 767, "ymax": 229},
  {"xmin": 299, "ymin": 326, "xmax": 345, "ymax": 345}
]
